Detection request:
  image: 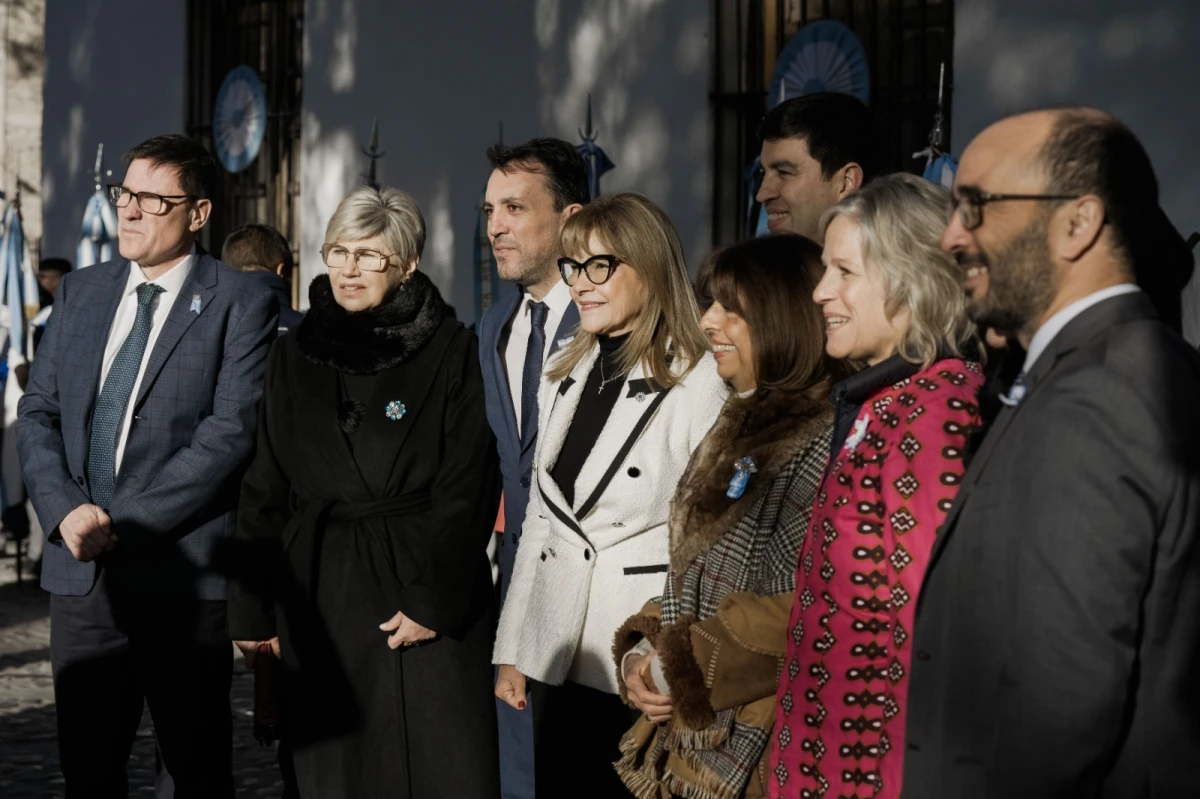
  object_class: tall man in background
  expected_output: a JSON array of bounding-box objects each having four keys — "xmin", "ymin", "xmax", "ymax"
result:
[
  {"xmin": 478, "ymin": 137, "xmax": 589, "ymax": 798},
  {"xmin": 17, "ymin": 134, "xmax": 277, "ymax": 797},
  {"xmin": 755, "ymin": 91, "xmax": 885, "ymax": 241}
]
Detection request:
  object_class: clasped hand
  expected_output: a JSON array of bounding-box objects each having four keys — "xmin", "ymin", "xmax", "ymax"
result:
[
  {"xmin": 59, "ymin": 504, "xmax": 116, "ymax": 562},
  {"xmin": 624, "ymin": 649, "xmax": 672, "ymax": 723},
  {"xmin": 379, "ymin": 610, "xmax": 436, "ymax": 649}
]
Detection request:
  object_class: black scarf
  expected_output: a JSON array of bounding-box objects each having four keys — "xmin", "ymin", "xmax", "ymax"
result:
[{"xmin": 295, "ymin": 271, "xmax": 448, "ymax": 374}]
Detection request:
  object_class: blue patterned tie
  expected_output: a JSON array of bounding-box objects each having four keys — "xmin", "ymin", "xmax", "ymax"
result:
[
  {"xmin": 87, "ymin": 282, "xmax": 164, "ymax": 508},
  {"xmin": 520, "ymin": 300, "xmax": 549, "ymax": 442}
]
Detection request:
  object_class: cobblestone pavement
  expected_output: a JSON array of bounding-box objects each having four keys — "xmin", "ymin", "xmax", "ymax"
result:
[{"xmin": 0, "ymin": 553, "xmax": 285, "ymax": 798}]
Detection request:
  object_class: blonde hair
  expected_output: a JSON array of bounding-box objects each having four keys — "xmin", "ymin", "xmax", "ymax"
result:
[
  {"xmin": 546, "ymin": 192, "xmax": 707, "ymax": 387},
  {"xmin": 324, "ymin": 186, "xmax": 426, "ymax": 266},
  {"xmin": 820, "ymin": 173, "xmax": 976, "ymax": 367}
]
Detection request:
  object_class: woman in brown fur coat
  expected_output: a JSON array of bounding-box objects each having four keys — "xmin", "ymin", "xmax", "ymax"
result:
[{"xmin": 613, "ymin": 234, "xmax": 845, "ymax": 798}]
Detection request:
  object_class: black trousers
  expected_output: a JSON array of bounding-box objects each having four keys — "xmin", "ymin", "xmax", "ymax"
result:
[
  {"xmin": 530, "ymin": 679, "xmax": 639, "ymax": 797},
  {"xmin": 49, "ymin": 569, "xmax": 234, "ymax": 799}
]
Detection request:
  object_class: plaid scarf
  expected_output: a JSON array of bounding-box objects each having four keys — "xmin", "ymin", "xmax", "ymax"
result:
[{"xmin": 615, "ymin": 391, "xmax": 832, "ymax": 799}]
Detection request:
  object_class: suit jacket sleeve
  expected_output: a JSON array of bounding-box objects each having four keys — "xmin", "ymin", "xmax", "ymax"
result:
[
  {"xmin": 987, "ymin": 367, "xmax": 1163, "ymax": 795},
  {"xmin": 393, "ymin": 334, "xmax": 501, "ymax": 639},
  {"xmin": 108, "ymin": 282, "xmax": 277, "ymax": 546},
  {"xmin": 226, "ymin": 341, "xmax": 291, "ymax": 641},
  {"xmin": 17, "ymin": 275, "xmax": 91, "ymax": 539}
]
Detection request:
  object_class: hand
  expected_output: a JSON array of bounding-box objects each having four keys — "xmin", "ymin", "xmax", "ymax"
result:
[
  {"xmin": 58, "ymin": 504, "xmax": 116, "ymax": 562},
  {"xmin": 495, "ymin": 664, "xmax": 527, "ymax": 710},
  {"xmin": 625, "ymin": 650, "xmax": 672, "ymax": 723},
  {"xmin": 380, "ymin": 611, "xmax": 436, "ymax": 649},
  {"xmin": 233, "ymin": 638, "xmax": 280, "ymax": 669}
]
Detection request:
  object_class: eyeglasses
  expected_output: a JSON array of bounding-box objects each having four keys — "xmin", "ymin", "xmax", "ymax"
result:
[
  {"xmin": 558, "ymin": 254, "xmax": 621, "ymax": 286},
  {"xmin": 950, "ymin": 188, "xmax": 1080, "ymax": 231},
  {"xmin": 320, "ymin": 244, "xmax": 397, "ymax": 272},
  {"xmin": 107, "ymin": 185, "xmax": 196, "ymax": 215}
]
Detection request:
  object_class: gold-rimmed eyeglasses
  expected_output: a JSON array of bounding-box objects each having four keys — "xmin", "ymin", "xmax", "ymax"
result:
[{"xmin": 320, "ymin": 244, "xmax": 398, "ymax": 272}]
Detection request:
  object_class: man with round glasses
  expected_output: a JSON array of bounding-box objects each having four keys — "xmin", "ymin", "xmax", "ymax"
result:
[{"xmin": 18, "ymin": 133, "xmax": 277, "ymax": 796}]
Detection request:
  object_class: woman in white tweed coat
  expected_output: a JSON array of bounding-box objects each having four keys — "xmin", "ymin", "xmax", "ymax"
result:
[{"xmin": 493, "ymin": 193, "xmax": 726, "ymax": 794}]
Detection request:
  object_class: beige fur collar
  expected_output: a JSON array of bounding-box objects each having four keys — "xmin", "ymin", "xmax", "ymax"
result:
[{"xmin": 668, "ymin": 390, "xmax": 832, "ymax": 581}]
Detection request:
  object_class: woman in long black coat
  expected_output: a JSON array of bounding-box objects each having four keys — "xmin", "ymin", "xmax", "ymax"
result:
[{"xmin": 228, "ymin": 186, "xmax": 501, "ymax": 798}]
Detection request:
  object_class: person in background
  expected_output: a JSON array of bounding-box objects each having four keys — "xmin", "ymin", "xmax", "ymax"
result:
[
  {"xmin": 218, "ymin": 227, "xmax": 304, "ymax": 798},
  {"xmin": 221, "ymin": 223, "xmax": 304, "ymax": 334},
  {"xmin": 229, "ymin": 185, "xmax": 502, "ymax": 797},
  {"xmin": 613, "ymin": 235, "xmax": 843, "ymax": 798},
  {"xmin": 493, "ymin": 192, "xmax": 727, "ymax": 794},
  {"xmin": 756, "ymin": 92, "xmax": 886, "ymax": 242},
  {"xmin": 477, "ymin": 136, "xmax": 589, "ymax": 799},
  {"xmin": 770, "ymin": 173, "xmax": 983, "ymax": 799},
  {"xmin": 17, "ymin": 133, "xmax": 277, "ymax": 797},
  {"xmin": 903, "ymin": 107, "xmax": 1200, "ymax": 799}
]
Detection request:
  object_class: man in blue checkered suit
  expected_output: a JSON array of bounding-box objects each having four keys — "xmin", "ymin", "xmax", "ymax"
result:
[{"xmin": 17, "ymin": 134, "xmax": 277, "ymax": 797}]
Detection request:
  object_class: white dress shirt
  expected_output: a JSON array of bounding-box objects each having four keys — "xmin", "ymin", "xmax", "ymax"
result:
[
  {"xmin": 504, "ymin": 279, "xmax": 573, "ymax": 436},
  {"xmin": 99, "ymin": 248, "xmax": 196, "ymax": 473},
  {"xmin": 1022, "ymin": 283, "xmax": 1142, "ymax": 374}
]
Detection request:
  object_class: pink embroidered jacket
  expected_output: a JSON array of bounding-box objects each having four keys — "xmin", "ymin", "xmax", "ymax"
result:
[{"xmin": 770, "ymin": 358, "xmax": 983, "ymax": 799}]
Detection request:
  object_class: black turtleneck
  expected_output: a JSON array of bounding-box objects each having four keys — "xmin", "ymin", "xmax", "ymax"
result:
[{"xmin": 550, "ymin": 334, "xmax": 630, "ymax": 508}]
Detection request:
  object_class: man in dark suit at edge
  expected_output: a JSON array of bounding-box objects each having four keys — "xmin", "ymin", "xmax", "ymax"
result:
[
  {"xmin": 17, "ymin": 134, "xmax": 277, "ymax": 797},
  {"xmin": 902, "ymin": 107, "xmax": 1200, "ymax": 798},
  {"xmin": 478, "ymin": 137, "xmax": 588, "ymax": 798}
]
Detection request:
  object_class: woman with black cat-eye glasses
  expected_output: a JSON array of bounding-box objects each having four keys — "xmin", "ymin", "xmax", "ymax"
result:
[{"xmin": 493, "ymin": 192, "xmax": 727, "ymax": 793}]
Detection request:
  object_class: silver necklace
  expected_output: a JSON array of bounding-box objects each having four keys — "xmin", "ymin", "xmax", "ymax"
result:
[{"xmin": 597, "ymin": 357, "xmax": 624, "ymax": 393}]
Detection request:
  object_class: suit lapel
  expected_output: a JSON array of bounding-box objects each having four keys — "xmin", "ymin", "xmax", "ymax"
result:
[
  {"xmin": 926, "ymin": 291, "xmax": 1157, "ymax": 569},
  {"xmin": 80, "ymin": 261, "xmax": 134, "ymax": 420},
  {"xmin": 535, "ymin": 345, "xmax": 598, "ymax": 526},
  {"xmin": 134, "ymin": 254, "xmax": 217, "ymax": 408},
  {"xmin": 488, "ymin": 289, "xmax": 522, "ymax": 455},
  {"xmin": 518, "ymin": 299, "xmax": 580, "ymax": 457},
  {"xmin": 570, "ymin": 361, "xmax": 670, "ymax": 520}
]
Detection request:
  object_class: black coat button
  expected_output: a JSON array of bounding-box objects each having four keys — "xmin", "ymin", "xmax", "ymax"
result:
[
  {"xmin": 584, "ymin": 550, "xmax": 591, "ymax": 560},
  {"xmin": 627, "ymin": 467, "xmax": 640, "ymax": 478},
  {"xmin": 520, "ymin": 477, "xmax": 531, "ymax": 489},
  {"xmin": 76, "ymin": 476, "xmax": 84, "ymax": 486},
  {"xmin": 540, "ymin": 552, "xmax": 547, "ymax": 561}
]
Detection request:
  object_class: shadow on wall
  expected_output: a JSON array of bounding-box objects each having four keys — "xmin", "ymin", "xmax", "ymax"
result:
[
  {"xmin": 298, "ymin": 0, "xmax": 711, "ymax": 313},
  {"xmin": 42, "ymin": 1, "xmax": 187, "ymax": 261},
  {"xmin": 951, "ymin": 0, "xmax": 1200, "ymax": 343}
]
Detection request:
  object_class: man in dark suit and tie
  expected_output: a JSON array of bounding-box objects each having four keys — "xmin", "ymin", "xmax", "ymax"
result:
[
  {"xmin": 902, "ymin": 107, "xmax": 1200, "ymax": 797},
  {"xmin": 479, "ymin": 137, "xmax": 588, "ymax": 798},
  {"xmin": 18, "ymin": 134, "xmax": 277, "ymax": 797}
]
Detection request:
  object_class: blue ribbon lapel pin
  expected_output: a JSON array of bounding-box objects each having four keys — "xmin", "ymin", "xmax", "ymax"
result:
[
  {"xmin": 189, "ymin": 294, "xmax": 202, "ymax": 314},
  {"xmin": 727, "ymin": 456, "xmax": 757, "ymax": 499}
]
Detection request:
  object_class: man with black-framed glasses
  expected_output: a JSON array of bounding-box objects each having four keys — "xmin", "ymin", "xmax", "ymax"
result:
[
  {"xmin": 17, "ymin": 133, "xmax": 277, "ymax": 797},
  {"xmin": 902, "ymin": 107, "xmax": 1200, "ymax": 798}
]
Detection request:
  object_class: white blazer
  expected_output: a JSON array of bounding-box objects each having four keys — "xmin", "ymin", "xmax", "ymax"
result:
[{"xmin": 493, "ymin": 344, "xmax": 727, "ymax": 693}]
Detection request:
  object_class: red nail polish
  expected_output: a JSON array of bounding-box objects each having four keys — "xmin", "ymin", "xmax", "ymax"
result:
[{"xmin": 517, "ymin": 701, "xmax": 526, "ymax": 710}]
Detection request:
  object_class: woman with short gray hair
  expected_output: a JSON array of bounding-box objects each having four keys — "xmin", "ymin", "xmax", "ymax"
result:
[{"xmin": 229, "ymin": 185, "xmax": 502, "ymax": 797}]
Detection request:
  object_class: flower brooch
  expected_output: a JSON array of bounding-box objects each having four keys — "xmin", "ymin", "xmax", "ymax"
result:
[{"xmin": 385, "ymin": 400, "xmax": 407, "ymax": 421}]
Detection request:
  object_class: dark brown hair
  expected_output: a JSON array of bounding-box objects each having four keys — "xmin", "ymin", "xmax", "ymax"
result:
[
  {"xmin": 486, "ymin": 137, "xmax": 590, "ymax": 211},
  {"xmin": 221, "ymin": 224, "xmax": 294, "ymax": 274},
  {"xmin": 705, "ymin": 234, "xmax": 845, "ymax": 400},
  {"xmin": 123, "ymin": 134, "xmax": 218, "ymax": 200}
]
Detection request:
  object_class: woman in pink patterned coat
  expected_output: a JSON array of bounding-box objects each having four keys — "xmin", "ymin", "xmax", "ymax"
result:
[{"xmin": 770, "ymin": 173, "xmax": 982, "ymax": 799}]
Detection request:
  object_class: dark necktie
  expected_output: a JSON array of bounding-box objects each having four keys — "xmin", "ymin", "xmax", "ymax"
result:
[
  {"xmin": 520, "ymin": 300, "xmax": 549, "ymax": 442},
  {"xmin": 87, "ymin": 282, "xmax": 164, "ymax": 508}
]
